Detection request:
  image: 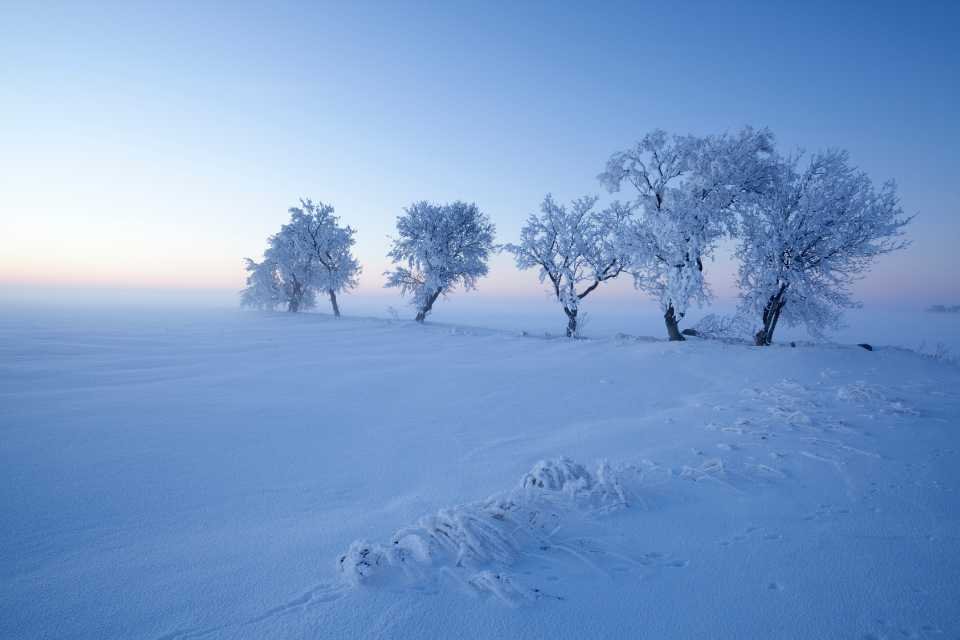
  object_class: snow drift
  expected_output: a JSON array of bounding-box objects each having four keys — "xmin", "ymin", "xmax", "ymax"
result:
[{"xmin": 338, "ymin": 458, "xmax": 626, "ymax": 603}]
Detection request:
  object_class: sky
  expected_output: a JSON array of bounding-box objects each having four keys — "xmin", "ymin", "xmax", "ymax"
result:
[{"xmin": 1, "ymin": 0, "xmax": 958, "ymax": 309}]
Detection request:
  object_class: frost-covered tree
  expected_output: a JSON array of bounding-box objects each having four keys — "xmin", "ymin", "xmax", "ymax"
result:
[
  {"xmin": 240, "ymin": 198, "xmax": 360, "ymax": 315},
  {"xmin": 263, "ymin": 226, "xmax": 316, "ymax": 312},
  {"xmin": 737, "ymin": 150, "xmax": 910, "ymax": 345},
  {"xmin": 283, "ymin": 199, "xmax": 361, "ymax": 317},
  {"xmin": 384, "ymin": 201, "xmax": 496, "ymax": 322},
  {"xmin": 240, "ymin": 258, "xmax": 283, "ymax": 310},
  {"xmin": 599, "ymin": 128, "xmax": 774, "ymax": 340},
  {"xmin": 505, "ymin": 194, "xmax": 631, "ymax": 337}
]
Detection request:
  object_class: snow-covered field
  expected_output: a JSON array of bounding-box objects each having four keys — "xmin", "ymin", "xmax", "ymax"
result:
[{"xmin": 2, "ymin": 308, "xmax": 959, "ymax": 639}]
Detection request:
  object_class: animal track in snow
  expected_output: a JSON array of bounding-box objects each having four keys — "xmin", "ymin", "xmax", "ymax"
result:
[{"xmin": 155, "ymin": 582, "xmax": 348, "ymax": 640}]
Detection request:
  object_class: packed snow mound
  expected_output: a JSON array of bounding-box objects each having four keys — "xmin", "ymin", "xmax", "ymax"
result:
[
  {"xmin": 836, "ymin": 381, "xmax": 918, "ymax": 415},
  {"xmin": 337, "ymin": 458, "xmax": 627, "ymax": 601},
  {"xmin": 520, "ymin": 457, "xmax": 593, "ymax": 491},
  {"xmin": 836, "ymin": 381, "xmax": 886, "ymax": 402}
]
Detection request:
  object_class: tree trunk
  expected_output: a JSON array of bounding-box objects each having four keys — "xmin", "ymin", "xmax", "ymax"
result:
[
  {"xmin": 767, "ymin": 299, "xmax": 785, "ymax": 343},
  {"xmin": 755, "ymin": 285, "xmax": 787, "ymax": 346},
  {"xmin": 328, "ymin": 289, "xmax": 340, "ymax": 317},
  {"xmin": 664, "ymin": 305, "xmax": 685, "ymax": 341},
  {"xmin": 564, "ymin": 307, "xmax": 578, "ymax": 338},
  {"xmin": 287, "ymin": 283, "xmax": 302, "ymax": 313},
  {"xmin": 415, "ymin": 288, "xmax": 442, "ymax": 323},
  {"xmin": 287, "ymin": 295, "xmax": 300, "ymax": 313}
]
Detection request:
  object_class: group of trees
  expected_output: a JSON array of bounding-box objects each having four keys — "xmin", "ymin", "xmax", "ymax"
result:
[
  {"xmin": 242, "ymin": 198, "xmax": 497, "ymax": 324},
  {"xmin": 598, "ymin": 128, "xmax": 776, "ymax": 340},
  {"xmin": 243, "ymin": 127, "xmax": 910, "ymax": 346}
]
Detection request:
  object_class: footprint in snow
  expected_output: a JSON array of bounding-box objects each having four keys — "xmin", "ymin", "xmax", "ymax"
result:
[
  {"xmin": 803, "ymin": 504, "xmax": 852, "ymax": 522},
  {"xmin": 634, "ymin": 551, "xmax": 689, "ymax": 569},
  {"xmin": 865, "ymin": 619, "xmax": 945, "ymax": 639},
  {"xmin": 718, "ymin": 526, "xmax": 783, "ymax": 548}
]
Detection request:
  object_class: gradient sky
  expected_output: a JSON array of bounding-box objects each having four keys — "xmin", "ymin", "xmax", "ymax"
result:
[{"xmin": 1, "ymin": 0, "xmax": 958, "ymax": 306}]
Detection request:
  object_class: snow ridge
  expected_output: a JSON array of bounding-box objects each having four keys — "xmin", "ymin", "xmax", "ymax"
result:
[
  {"xmin": 338, "ymin": 458, "xmax": 626, "ymax": 603},
  {"xmin": 337, "ymin": 377, "xmax": 923, "ymax": 608}
]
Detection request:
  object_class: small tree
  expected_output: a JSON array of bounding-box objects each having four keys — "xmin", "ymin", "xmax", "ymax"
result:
[
  {"xmin": 505, "ymin": 194, "xmax": 631, "ymax": 337},
  {"xmin": 285, "ymin": 199, "xmax": 361, "ymax": 317},
  {"xmin": 385, "ymin": 201, "xmax": 496, "ymax": 322},
  {"xmin": 600, "ymin": 128, "xmax": 774, "ymax": 340},
  {"xmin": 738, "ymin": 149, "xmax": 910, "ymax": 345},
  {"xmin": 240, "ymin": 258, "xmax": 283, "ymax": 310},
  {"xmin": 241, "ymin": 198, "xmax": 360, "ymax": 315}
]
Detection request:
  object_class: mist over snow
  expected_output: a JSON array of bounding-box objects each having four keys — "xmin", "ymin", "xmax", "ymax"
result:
[{"xmin": 4, "ymin": 283, "xmax": 957, "ymax": 355}]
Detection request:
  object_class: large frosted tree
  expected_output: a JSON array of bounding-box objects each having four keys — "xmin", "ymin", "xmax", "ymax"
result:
[
  {"xmin": 599, "ymin": 128, "xmax": 774, "ymax": 340},
  {"xmin": 505, "ymin": 194, "xmax": 631, "ymax": 337},
  {"xmin": 737, "ymin": 150, "xmax": 910, "ymax": 345},
  {"xmin": 385, "ymin": 201, "xmax": 496, "ymax": 322},
  {"xmin": 241, "ymin": 198, "xmax": 360, "ymax": 315}
]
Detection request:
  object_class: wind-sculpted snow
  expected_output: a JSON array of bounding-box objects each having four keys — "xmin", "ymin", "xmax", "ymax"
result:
[
  {"xmin": 334, "ymin": 368, "xmax": 940, "ymax": 611},
  {"xmin": 338, "ymin": 458, "xmax": 627, "ymax": 602},
  {"xmin": 3, "ymin": 311, "xmax": 959, "ymax": 639},
  {"xmin": 836, "ymin": 381, "xmax": 919, "ymax": 415}
]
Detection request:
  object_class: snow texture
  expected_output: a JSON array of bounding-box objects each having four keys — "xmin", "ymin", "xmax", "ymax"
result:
[
  {"xmin": 338, "ymin": 457, "xmax": 626, "ymax": 602},
  {"xmin": 1, "ymin": 308, "xmax": 958, "ymax": 639}
]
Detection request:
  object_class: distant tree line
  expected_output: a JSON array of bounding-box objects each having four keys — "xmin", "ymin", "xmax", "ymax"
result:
[{"xmin": 242, "ymin": 127, "xmax": 911, "ymax": 346}]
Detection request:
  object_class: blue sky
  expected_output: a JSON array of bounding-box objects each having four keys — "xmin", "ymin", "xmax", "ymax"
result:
[{"xmin": 1, "ymin": 0, "xmax": 957, "ymax": 306}]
